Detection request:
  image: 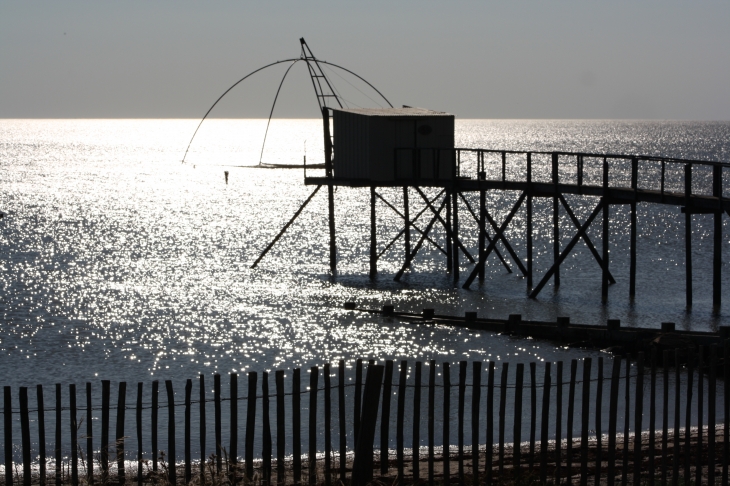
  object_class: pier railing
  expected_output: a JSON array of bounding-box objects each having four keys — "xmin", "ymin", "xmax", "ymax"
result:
[{"xmin": 1, "ymin": 346, "xmax": 729, "ymax": 486}]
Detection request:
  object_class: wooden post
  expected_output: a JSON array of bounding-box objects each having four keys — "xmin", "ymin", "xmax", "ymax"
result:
[
  {"xmin": 354, "ymin": 359, "xmax": 363, "ymax": 447},
  {"xmin": 673, "ymin": 350, "xmax": 681, "ymax": 484},
  {"xmin": 116, "ymin": 382, "xmax": 126, "ymax": 485},
  {"xmin": 101, "ymin": 380, "xmax": 110, "ymax": 482},
  {"xmin": 443, "ymin": 362, "xmax": 451, "ymax": 485},
  {"xmin": 413, "ymin": 361, "xmax": 423, "ymax": 482},
  {"xmin": 351, "ymin": 365, "xmax": 385, "ymax": 486},
  {"xmin": 498, "ymin": 363, "xmax": 508, "ymax": 477},
  {"xmin": 580, "ymin": 358, "xmax": 592, "ymax": 486},
  {"xmin": 404, "ymin": 186, "xmax": 411, "ymax": 267},
  {"xmin": 165, "ymin": 380, "xmax": 176, "ymax": 486},
  {"xmin": 622, "ymin": 359, "xmax": 630, "ymax": 485},
  {"xmin": 39, "ymin": 385, "xmax": 48, "ymax": 486},
  {"xmin": 684, "ymin": 349, "xmax": 694, "ymax": 484},
  {"xmin": 555, "ymin": 361, "xmax": 563, "ymax": 486},
  {"xmin": 230, "ymin": 373, "xmax": 238, "ymax": 483},
  {"xmin": 470, "ymin": 362, "xmax": 481, "ymax": 486},
  {"xmin": 327, "ymin": 182, "xmax": 337, "ymax": 274},
  {"xmin": 602, "ymin": 158, "xmax": 609, "ymax": 303},
  {"xmin": 137, "ymin": 383, "xmax": 143, "ymax": 486},
  {"xmin": 708, "ymin": 346, "xmax": 717, "ymax": 485},
  {"xmin": 630, "ymin": 157, "xmax": 638, "ymax": 298},
  {"xmin": 527, "ymin": 152, "xmax": 533, "ymax": 290},
  {"xmin": 479, "ymin": 181, "xmax": 486, "ymax": 282},
  {"xmin": 151, "ymin": 380, "xmax": 158, "ymax": 473},
  {"xmin": 276, "ymin": 371, "xmax": 285, "ymax": 486},
  {"xmin": 4, "ymin": 387, "xmax": 12, "ymax": 486},
  {"xmin": 308, "ymin": 367, "xmax": 319, "ymax": 486},
  {"xmin": 566, "ymin": 360, "xmax": 577, "ymax": 481},
  {"xmin": 397, "ymin": 361, "xmax": 407, "ymax": 481},
  {"xmin": 199, "ymin": 375, "xmax": 206, "ymax": 486},
  {"xmin": 696, "ymin": 346, "xmax": 704, "ymax": 486},
  {"xmin": 713, "ymin": 165, "xmax": 722, "ymax": 308},
  {"xmin": 662, "ymin": 350, "xmax": 670, "ymax": 486},
  {"xmin": 20, "ymin": 387, "xmax": 31, "ymax": 486},
  {"xmin": 595, "ymin": 357, "xmax": 603, "ymax": 486},
  {"xmin": 263, "ymin": 372, "xmax": 272, "ymax": 486},
  {"xmin": 486, "ymin": 361, "xmax": 495, "ymax": 485},
  {"xmin": 185, "ymin": 379, "xmax": 192, "ymax": 485},
  {"xmin": 648, "ymin": 350, "xmax": 657, "ymax": 486},
  {"xmin": 323, "ymin": 365, "xmax": 331, "ymax": 486},
  {"xmin": 246, "ymin": 372, "xmax": 258, "ymax": 481},
  {"xmin": 457, "ymin": 361, "xmax": 466, "ymax": 485},
  {"xmin": 446, "ymin": 189, "xmax": 453, "ymax": 272},
  {"xmin": 513, "ymin": 363, "xmax": 524, "ymax": 481},
  {"xmin": 606, "ymin": 357, "xmax": 621, "ymax": 485},
  {"xmin": 685, "ymin": 164, "xmax": 693, "ymax": 308},
  {"xmin": 370, "ymin": 186, "xmax": 377, "ymax": 278},
  {"xmin": 380, "ymin": 360, "xmax": 393, "ymax": 475},
  {"xmin": 552, "ymin": 152, "xmax": 560, "ymax": 287},
  {"xmin": 338, "ymin": 361, "xmax": 346, "ymax": 483},
  {"xmin": 452, "ymin": 190, "xmax": 460, "ymax": 281},
  {"xmin": 539, "ymin": 362, "xmax": 551, "ymax": 485},
  {"xmin": 428, "ymin": 360, "xmax": 435, "ymax": 486},
  {"xmin": 55, "ymin": 384, "xmax": 62, "ymax": 486},
  {"xmin": 214, "ymin": 374, "xmax": 222, "ymax": 474},
  {"xmin": 293, "ymin": 368, "xmax": 302, "ymax": 486},
  {"xmin": 529, "ymin": 362, "xmax": 536, "ymax": 474},
  {"xmin": 724, "ymin": 339, "xmax": 730, "ymax": 486},
  {"xmin": 633, "ymin": 353, "xmax": 644, "ymax": 486}
]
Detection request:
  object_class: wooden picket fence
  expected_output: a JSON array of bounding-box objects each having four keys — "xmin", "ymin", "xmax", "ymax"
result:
[{"xmin": 2, "ymin": 345, "xmax": 729, "ymax": 486}]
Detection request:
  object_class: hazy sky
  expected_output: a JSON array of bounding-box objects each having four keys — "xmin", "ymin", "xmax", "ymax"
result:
[{"xmin": 2, "ymin": 1, "xmax": 729, "ymax": 119}]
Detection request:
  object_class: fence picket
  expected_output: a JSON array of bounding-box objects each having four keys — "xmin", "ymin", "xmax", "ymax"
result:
[
  {"xmin": 606, "ymin": 357, "xmax": 620, "ymax": 485},
  {"xmin": 498, "ymin": 363, "xmax": 508, "ymax": 477},
  {"xmin": 199, "ymin": 375, "xmax": 206, "ymax": 486},
  {"xmin": 397, "ymin": 360, "xmax": 407, "ymax": 480},
  {"xmin": 151, "ymin": 380, "xmax": 158, "ymax": 473},
  {"xmin": 622, "ymin": 358, "xmax": 631, "ymax": 485},
  {"xmin": 470, "ymin": 361, "xmax": 480, "ymax": 486},
  {"xmin": 555, "ymin": 361, "xmax": 563, "ymax": 486},
  {"xmin": 246, "ymin": 372, "xmax": 258, "ymax": 481},
  {"xmin": 413, "ymin": 361, "xmax": 422, "ymax": 482},
  {"xmin": 276, "ymin": 370, "xmax": 286, "ymax": 486},
  {"xmin": 20, "ymin": 387, "xmax": 31, "ymax": 486},
  {"xmin": 338, "ymin": 360, "xmax": 346, "ymax": 483},
  {"xmin": 457, "ymin": 361, "xmax": 466, "ymax": 486},
  {"xmin": 428, "ymin": 360, "xmax": 435, "ymax": 486},
  {"xmin": 5, "ymin": 386, "xmax": 12, "ymax": 486},
  {"xmin": 580, "ymin": 358, "xmax": 591, "ymax": 486},
  {"xmin": 309, "ymin": 366, "xmax": 318, "ymax": 486},
  {"xmin": 684, "ymin": 348, "xmax": 694, "ymax": 484},
  {"xmin": 594, "ymin": 357, "xmax": 603, "ymax": 486},
  {"xmin": 263, "ymin": 372, "xmax": 272, "ymax": 485},
  {"xmin": 293, "ymin": 368, "xmax": 301, "ymax": 485},
  {"xmin": 567, "ymin": 359, "xmax": 577, "ymax": 481},
  {"xmin": 380, "ymin": 360, "xmax": 393, "ymax": 476},
  {"xmin": 323, "ymin": 364, "xmax": 331, "ymax": 486},
  {"xmin": 116, "ymin": 382, "xmax": 126, "ymax": 484},
  {"xmin": 230, "ymin": 373, "xmax": 238, "ymax": 483},
  {"xmin": 214, "ymin": 373, "xmax": 222, "ymax": 474},
  {"xmin": 165, "ymin": 380, "xmax": 176, "ymax": 486},
  {"xmin": 443, "ymin": 362, "xmax": 451, "ymax": 485},
  {"xmin": 696, "ymin": 346, "xmax": 704, "ymax": 485},
  {"xmin": 185, "ymin": 379, "xmax": 192, "ymax": 485},
  {"xmin": 649, "ymin": 350, "xmax": 657, "ymax": 486},
  {"xmin": 485, "ymin": 361, "xmax": 494, "ymax": 485},
  {"xmin": 513, "ymin": 363, "xmax": 524, "ymax": 481},
  {"xmin": 137, "ymin": 382, "xmax": 143, "ymax": 486},
  {"xmin": 39, "ymin": 385, "xmax": 48, "ymax": 486},
  {"xmin": 708, "ymin": 346, "xmax": 717, "ymax": 485},
  {"xmin": 539, "ymin": 362, "xmax": 551, "ymax": 484},
  {"xmin": 69, "ymin": 385, "xmax": 77, "ymax": 486}
]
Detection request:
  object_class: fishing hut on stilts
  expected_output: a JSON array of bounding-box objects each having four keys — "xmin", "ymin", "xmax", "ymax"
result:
[{"xmin": 250, "ymin": 39, "xmax": 730, "ymax": 310}]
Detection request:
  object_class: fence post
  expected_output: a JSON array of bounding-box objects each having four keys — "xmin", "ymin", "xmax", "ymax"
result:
[
  {"xmin": 20, "ymin": 387, "xmax": 32, "ymax": 486},
  {"xmin": 529, "ymin": 362, "xmax": 536, "ymax": 474},
  {"xmin": 539, "ymin": 362, "xmax": 551, "ymax": 485},
  {"xmin": 513, "ymin": 363, "xmax": 524, "ymax": 481},
  {"xmin": 458, "ymin": 361, "xmax": 467, "ymax": 485},
  {"xmin": 39, "ymin": 385, "xmax": 48, "ymax": 486},
  {"xmin": 338, "ymin": 361, "xmax": 346, "ymax": 483},
  {"xmin": 4, "ymin": 386, "xmax": 12, "ymax": 486},
  {"xmin": 498, "ymin": 363, "xmax": 509, "ymax": 477},
  {"xmin": 323, "ymin": 364, "xmax": 331, "ymax": 486},
  {"xmin": 308, "ymin": 367, "xmax": 319, "ymax": 486},
  {"xmin": 413, "ymin": 361, "xmax": 423, "ymax": 482},
  {"xmin": 230, "ymin": 373, "xmax": 238, "ymax": 483},
  {"xmin": 246, "ymin": 372, "xmax": 258, "ymax": 481},
  {"xmin": 380, "ymin": 360, "xmax": 394, "ymax": 476},
  {"xmin": 354, "ymin": 359, "xmax": 363, "ymax": 447},
  {"xmin": 470, "ymin": 361, "xmax": 481, "ymax": 486},
  {"xmin": 486, "ymin": 361, "xmax": 495, "ymax": 485},
  {"xmin": 580, "ymin": 358, "xmax": 592, "ymax": 486},
  {"xmin": 397, "ymin": 361, "xmax": 407, "ymax": 480},
  {"xmin": 567, "ymin": 360, "xmax": 577, "ymax": 480},
  {"xmin": 351, "ymin": 365, "xmax": 385, "ymax": 486},
  {"xmin": 116, "ymin": 382, "xmax": 126, "ymax": 485},
  {"xmin": 151, "ymin": 380, "xmax": 158, "ymax": 473},
  {"xmin": 276, "ymin": 370, "xmax": 286, "ymax": 486},
  {"xmin": 606, "ymin": 357, "xmax": 621, "ymax": 485},
  {"xmin": 214, "ymin": 373, "xmax": 222, "ymax": 474},
  {"xmin": 708, "ymin": 346, "xmax": 717, "ymax": 485},
  {"xmin": 684, "ymin": 349, "xmax": 694, "ymax": 484},
  {"xmin": 137, "ymin": 383, "xmax": 143, "ymax": 486},
  {"xmin": 649, "ymin": 350, "xmax": 657, "ymax": 486},
  {"xmin": 595, "ymin": 357, "xmax": 603, "ymax": 486},
  {"xmin": 293, "ymin": 368, "xmax": 302, "ymax": 486},
  {"xmin": 199, "ymin": 375, "xmax": 206, "ymax": 486},
  {"xmin": 101, "ymin": 381, "xmax": 109, "ymax": 483},
  {"xmin": 263, "ymin": 372, "xmax": 272, "ymax": 486},
  {"xmin": 555, "ymin": 361, "xmax": 563, "ymax": 485},
  {"xmin": 428, "ymin": 360, "xmax": 435, "ymax": 486},
  {"xmin": 185, "ymin": 379, "xmax": 192, "ymax": 485},
  {"xmin": 69, "ymin": 385, "xmax": 78, "ymax": 486},
  {"xmin": 165, "ymin": 380, "xmax": 176, "ymax": 486}
]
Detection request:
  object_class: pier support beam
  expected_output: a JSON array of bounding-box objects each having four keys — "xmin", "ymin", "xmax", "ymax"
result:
[
  {"xmin": 713, "ymin": 166, "xmax": 722, "ymax": 310},
  {"xmin": 552, "ymin": 153, "xmax": 560, "ymax": 288},
  {"xmin": 452, "ymin": 189, "xmax": 459, "ymax": 282},
  {"xmin": 527, "ymin": 153, "xmax": 533, "ymax": 290},
  {"xmin": 602, "ymin": 159, "xmax": 609, "ymax": 304},
  {"xmin": 630, "ymin": 158, "xmax": 638, "ymax": 298},
  {"xmin": 446, "ymin": 190, "xmax": 453, "ymax": 272},
  {"xmin": 403, "ymin": 187, "xmax": 411, "ymax": 267},
  {"xmin": 479, "ymin": 185, "xmax": 486, "ymax": 282},
  {"xmin": 370, "ymin": 186, "xmax": 377, "ymax": 278},
  {"xmin": 328, "ymin": 183, "xmax": 337, "ymax": 275},
  {"xmin": 685, "ymin": 165, "xmax": 692, "ymax": 308}
]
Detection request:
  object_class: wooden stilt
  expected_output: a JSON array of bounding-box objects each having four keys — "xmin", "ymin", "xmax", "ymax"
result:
[
  {"xmin": 369, "ymin": 186, "xmax": 377, "ymax": 278},
  {"xmin": 552, "ymin": 153, "xmax": 560, "ymax": 287},
  {"xmin": 527, "ymin": 153, "xmax": 533, "ymax": 290},
  {"xmin": 630, "ymin": 157, "xmax": 638, "ymax": 298},
  {"xmin": 479, "ymin": 184, "xmax": 486, "ymax": 282},
  {"xmin": 452, "ymin": 189, "xmax": 459, "ymax": 281},
  {"xmin": 377, "ymin": 190, "xmax": 448, "ymax": 259},
  {"xmin": 446, "ymin": 189, "xmax": 453, "ymax": 272},
  {"xmin": 685, "ymin": 164, "xmax": 692, "ymax": 308},
  {"xmin": 602, "ymin": 158, "xmax": 609, "ymax": 303},
  {"xmin": 713, "ymin": 165, "xmax": 722, "ymax": 309},
  {"xmin": 328, "ymin": 183, "xmax": 337, "ymax": 274},
  {"xmin": 457, "ymin": 193, "xmax": 510, "ymax": 272},
  {"xmin": 403, "ymin": 187, "xmax": 411, "ymax": 266}
]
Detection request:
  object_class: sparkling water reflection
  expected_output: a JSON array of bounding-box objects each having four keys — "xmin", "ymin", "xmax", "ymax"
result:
[{"xmin": 1, "ymin": 119, "xmax": 729, "ymax": 389}]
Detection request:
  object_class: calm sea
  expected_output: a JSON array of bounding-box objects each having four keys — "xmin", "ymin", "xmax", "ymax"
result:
[
  {"xmin": 1, "ymin": 118, "xmax": 729, "ymax": 462},
  {"xmin": 1, "ymin": 119, "xmax": 729, "ymax": 388}
]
